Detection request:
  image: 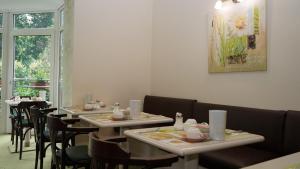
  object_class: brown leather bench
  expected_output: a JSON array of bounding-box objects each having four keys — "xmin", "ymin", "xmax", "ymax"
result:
[
  {"xmin": 142, "ymin": 95, "xmax": 300, "ymax": 169},
  {"xmin": 193, "ymin": 102, "xmax": 286, "ymax": 169}
]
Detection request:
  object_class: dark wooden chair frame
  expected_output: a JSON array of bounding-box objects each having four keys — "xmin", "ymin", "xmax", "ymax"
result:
[
  {"xmin": 30, "ymin": 106, "xmax": 62, "ymax": 169},
  {"xmin": 9, "ymin": 96, "xmax": 31, "ymax": 145},
  {"xmin": 47, "ymin": 115, "xmax": 98, "ymax": 169},
  {"xmin": 89, "ymin": 132, "xmax": 179, "ymax": 169},
  {"xmin": 14, "ymin": 101, "xmax": 48, "ymax": 160}
]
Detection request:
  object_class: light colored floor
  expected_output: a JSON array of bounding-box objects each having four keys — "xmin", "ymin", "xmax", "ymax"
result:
[{"xmin": 0, "ymin": 134, "xmax": 51, "ymax": 169}]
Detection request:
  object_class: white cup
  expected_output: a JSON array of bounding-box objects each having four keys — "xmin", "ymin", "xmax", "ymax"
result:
[
  {"xmin": 209, "ymin": 110, "xmax": 227, "ymax": 141},
  {"xmin": 129, "ymin": 100, "xmax": 143, "ymax": 119}
]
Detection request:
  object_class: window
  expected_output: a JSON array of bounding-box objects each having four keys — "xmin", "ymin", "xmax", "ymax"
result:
[
  {"xmin": 13, "ymin": 35, "xmax": 51, "ymax": 100},
  {"xmin": 10, "ymin": 12, "xmax": 55, "ymax": 100},
  {"xmin": 14, "ymin": 12, "xmax": 54, "ymax": 29},
  {"xmin": 0, "ymin": 13, "xmax": 3, "ymax": 28}
]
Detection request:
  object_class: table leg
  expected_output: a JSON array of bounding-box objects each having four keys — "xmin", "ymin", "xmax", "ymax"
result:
[{"xmin": 127, "ymin": 138, "xmax": 199, "ymax": 169}]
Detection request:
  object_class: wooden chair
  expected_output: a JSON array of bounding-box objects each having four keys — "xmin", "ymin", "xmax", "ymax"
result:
[
  {"xmin": 9, "ymin": 96, "xmax": 31, "ymax": 145},
  {"xmin": 30, "ymin": 106, "xmax": 59, "ymax": 169},
  {"xmin": 15, "ymin": 101, "xmax": 48, "ymax": 160},
  {"xmin": 47, "ymin": 114, "xmax": 98, "ymax": 169},
  {"xmin": 88, "ymin": 132, "xmax": 178, "ymax": 169}
]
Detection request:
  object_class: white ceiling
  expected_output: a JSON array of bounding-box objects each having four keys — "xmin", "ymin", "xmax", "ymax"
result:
[{"xmin": 0, "ymin": 0, "xmax": 63, "ymax": 11}]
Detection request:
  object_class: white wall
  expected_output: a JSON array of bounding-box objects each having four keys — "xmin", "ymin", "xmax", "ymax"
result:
[
  {"xmin": 72, "ymin": 0, "xmax": 152, "ymax": 107},
  {"xmin": 151, "ymin": 0, "xmax": 300, "ymax": 110}
]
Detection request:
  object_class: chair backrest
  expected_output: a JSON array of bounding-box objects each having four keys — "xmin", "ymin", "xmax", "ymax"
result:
[
  {"xmin": 143, "ymin": 95, "xmax": 197, "ymax": 121},
  {"xmin": 89, "ymin": 132, "xmax": 130, "ymax": 166},
  {"xmin": 47, "ymin": 115, "xmax": 69, "ymax": 169},
  {"xmin": 16, "ymin": 101, "xmax": 48, "ymax": 127},
  {"xmin": 30, "ymin": 106, "xmax": 56, "ymax": 141},
  {"xmin": 30, "ymin": 106, "xmax": 43, "ymax": 141}
]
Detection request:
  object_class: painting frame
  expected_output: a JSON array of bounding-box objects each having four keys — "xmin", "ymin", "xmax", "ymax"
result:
[{"xmin": 208, "ymin": 0, "xmax": 267, "ymax": 73}]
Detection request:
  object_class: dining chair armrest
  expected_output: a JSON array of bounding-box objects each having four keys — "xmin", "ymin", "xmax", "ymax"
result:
[
  {"xmin": 103, "ymin": 136, "xmax": 127, "ymax": 143},
  {"xmin": 41, "ymin": 108, "xmax": 58, "ymax": 114},
  {"xmin": 50, "ymin": 113, "xmax": 68, "ymax": 118},
  {"xmin": 130, "ymin": 153, "xmax": 178, "ymax": 166},
  {"xmin": 66, "ymin": 127, "xmax": 98, "ymax": 134},
  {"xmin": 62, "ymin": 118, "xmax": 81, "ymax": 124}
]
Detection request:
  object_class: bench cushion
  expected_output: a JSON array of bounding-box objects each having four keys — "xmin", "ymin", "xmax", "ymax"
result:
[
  {"xmin": 143, "ymin": 95, "xmax": 196, "ymax": 121},
  {"xmin": 199, "ymin": 146, "xmax": 280, "ymax": 169},
  {"xmin": 193, "ymin": 102, "xmax": 286, "ymax": 154},
  {"xmin": 283, "ymin": 110, "xmax": 300, "ymax": 155}
]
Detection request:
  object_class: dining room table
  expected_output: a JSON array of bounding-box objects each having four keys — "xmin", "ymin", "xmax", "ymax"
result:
[
  {"xmin": 78, "ymin": 112, "xmax": 173, "ymax": 136},
  {"xmin": 60, "ymin": 106, "xmax": 114, "ymax": 118},
  {"xmin": 124, "ymin": 126, "xmax": 265, "ymax": 169}
]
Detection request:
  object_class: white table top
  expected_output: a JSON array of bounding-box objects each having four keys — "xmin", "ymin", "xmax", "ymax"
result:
[
  {"xmin": 242, "ymin": 152, "xmax": 300, "ymax": 169},
  {"xmin": 61, "ymin": 107, "xmax": 113, "ymax": 115},
  {"xmin": 124, "ymin": 126, "xmax": 264, "ymax": 156},
  {"xmin": 5, "ymin": 99, "xmax": 52, "ymax": 106},
  {"xmin": 79, "ymin": 112, "xmax": 173, "ymax": 128}
]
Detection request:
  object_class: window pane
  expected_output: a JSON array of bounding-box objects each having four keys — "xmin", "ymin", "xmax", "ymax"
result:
[
  {"xmin": 13, "ymin": 35, "xmax": 51, "ymax": 100},
  {"xmin": 60, "ymin": 10, "xmax": 64, "ymax": 27},
  {"xmin": 14, "ymin": 12, "xmax": 54, "ymax": 29},
  {"xmin": 0, "ymin": 13, "xmax": 3, "ymax": 28}
]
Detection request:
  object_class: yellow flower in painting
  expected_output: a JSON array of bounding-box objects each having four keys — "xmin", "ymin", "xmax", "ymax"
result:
[{"xmin": 235, "ymin": 16, "xmax": 247, "ymax": 30}]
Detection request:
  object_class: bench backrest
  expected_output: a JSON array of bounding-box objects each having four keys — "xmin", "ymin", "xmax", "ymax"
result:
[
  {"xmin": 193, "ymin": 102, "xmax": 286, "ymax": 154},
  {"xmin": 283, "ymin": 110, "xmax": 300, "ymax": 155},
  {"xmin": 143, "ymin": 95, "xmax": 196, "ymax": 121}
]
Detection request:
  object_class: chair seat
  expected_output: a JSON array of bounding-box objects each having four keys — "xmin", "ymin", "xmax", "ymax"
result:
[
  {"xmin": 56, "ymin": 145, "xmax": 90, "ymax": 165},
  {"xmin": 198, "ymin": 146, "xmax": 280, "ymax": 169},
  {"xmin": 43, "ymin": 130, "xmax": 74, "ymax": 141},
  {"xmin": 15, "ymin": 119, "xmax": 33, "ymax": 128}
]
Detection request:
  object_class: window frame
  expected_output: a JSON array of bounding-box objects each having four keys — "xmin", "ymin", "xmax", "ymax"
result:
[
  {"xmin": 57, "ymin": 4, "xmax": 64, "ymax": 110},
  {"xmin": 0, "ymin": 11, "xmax": 9, "ymax": 133},
  {"xmin": 6, "ymin": 10, "xmax": 59, "ymax": 106},
  {"xmin": 13, "ymin": 12, "xmax": 55, "ymax": 30}
]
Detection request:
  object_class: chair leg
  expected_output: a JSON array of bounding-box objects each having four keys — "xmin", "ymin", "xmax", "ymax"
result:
[
  {"xmin": 15, "ymin": 128, "xmax": 19, "ymax": 153},
  {"xmin": 19, "ymin": 128, "xmax": 23, "ymax": 160},
  {"xmin": 51, "ymin": 158, "xmax": 56, "ymax": 169},
  {"xmin": 11, "ymin": 118, "xmax": 15, "ymax": 145},
  {"xmin": 40, "ymin": 154, "xmax": 44, "ymax": 169},
  {"xmin": 40, "ymin": 141, "xmax": 44, "ymax": 169},
  {"xmin": 35, "ymin": 143, "xmax": 39, "ymax": 169}
]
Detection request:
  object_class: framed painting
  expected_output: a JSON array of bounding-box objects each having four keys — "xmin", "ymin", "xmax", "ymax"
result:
[{"xmin": 208, "ymin": 0, "xmax": 267, "ymax": 73}]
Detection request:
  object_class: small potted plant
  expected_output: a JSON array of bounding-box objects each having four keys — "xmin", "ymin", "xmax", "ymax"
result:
[{"xmin": 29, "ymin": 58, "xmax": 50, "ymax": 87}]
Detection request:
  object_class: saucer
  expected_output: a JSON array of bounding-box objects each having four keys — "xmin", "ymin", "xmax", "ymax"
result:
[
  {"xmin": 182, "ymin": 133, "xmax": 209, "ymax": 143},
  {"xmin": 111, "ymin": 117, "xmax": 126, "ymax": 121}
]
